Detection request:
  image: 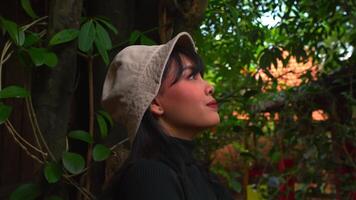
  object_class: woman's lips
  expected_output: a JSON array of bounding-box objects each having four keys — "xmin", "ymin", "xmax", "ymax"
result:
[{"xmin": 207, "ymin": 101, "xmax": 218, "ymax": 110}]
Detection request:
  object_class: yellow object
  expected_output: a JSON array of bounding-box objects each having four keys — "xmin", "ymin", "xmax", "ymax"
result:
[{"xmin": 247, "ymin": 185, "xmax": 266, "ymax": 200}]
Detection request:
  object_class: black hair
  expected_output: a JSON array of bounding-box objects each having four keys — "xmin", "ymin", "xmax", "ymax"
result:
[
  {"xmin": 100, "ymin": 46, "xmax": 207, "ymax": 200},
  {"xmin": 162, "ymin": 45, "xmax": 205, "ymax": 87}
]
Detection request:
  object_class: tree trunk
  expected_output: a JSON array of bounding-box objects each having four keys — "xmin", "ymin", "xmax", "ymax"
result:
[{"xmin": 32, "ymin": 0, "xmax": 83, "ymax": 159}]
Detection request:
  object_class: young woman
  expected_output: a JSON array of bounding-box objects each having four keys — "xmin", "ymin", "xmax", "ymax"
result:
[{"xmin": 101, "ymin": 32, "xmax": 233, "ymax": 200}]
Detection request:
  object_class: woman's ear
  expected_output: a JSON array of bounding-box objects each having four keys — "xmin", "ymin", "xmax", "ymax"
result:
[{"xmin": 150, "ymin": 98, "xmax": 164, "ymax": 116}]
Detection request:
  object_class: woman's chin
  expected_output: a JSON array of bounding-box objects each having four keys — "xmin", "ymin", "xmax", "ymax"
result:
[{"xmin": 204, "ymin": 115, "xmax": 221, "ymax": 128}]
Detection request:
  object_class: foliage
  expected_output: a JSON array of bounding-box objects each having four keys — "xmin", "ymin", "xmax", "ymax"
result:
[
  {"xmin": 10, "ymin": 183, "xmax": 41, "ymax": 200},
  {"xmin": 0, "ymin": 1, "xmax": 158, "ymax": 198},
  {"xmin": 195, "ymin": 0, "xmax": 355, "ymax": 198}
]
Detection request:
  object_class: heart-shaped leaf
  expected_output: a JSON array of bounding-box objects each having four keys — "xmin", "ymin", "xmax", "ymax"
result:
[
  {"xmin": 68, "ymin": 130, "xmax": 93, "ymax": 144},
  {"xmin": 23, "ymin": 32, "xmax": 40, "ymax": 47},
  {"xmin": 62, "ymin": 152, "xmax": 85, "ymax": 174},
  {"xmin": 28, "ymin": 47, "xmax": 46, "ymax": 66},
  {"xmin": 10, "ymin": 183, "xmax": 41, "ymax": 200},
  {"xmin": 28, "ymin": 47, "xmax": 58, "ymax": 67},
  {"xmin": 93, "ymin": 144, "xmax": 111, "ymax": 161},
  {"xmin": 43, "ymin": 52, "xmax": 58, "ymax": 67},
  {"xmin": 44, "ymin": 162, "xmax": 62, "ymax": 183},
  {"xmin": 0, "ymin": 85, "xmax": 30, "ymax": 99}
]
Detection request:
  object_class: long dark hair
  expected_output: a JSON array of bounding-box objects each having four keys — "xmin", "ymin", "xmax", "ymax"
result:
[{"xmin": 100, "ymin": 46, "xmax": 207, "ymax": 199}]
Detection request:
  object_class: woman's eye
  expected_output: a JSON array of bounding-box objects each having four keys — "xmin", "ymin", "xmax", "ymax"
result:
[{"xmin": 188, "ymin": 74, "xmax": 196, "ymax": 80}]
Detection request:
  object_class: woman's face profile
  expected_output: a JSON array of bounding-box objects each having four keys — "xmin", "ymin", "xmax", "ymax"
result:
[{"xmin": 151, "ymin": 53, "xmax": 220, "ymax": 139}]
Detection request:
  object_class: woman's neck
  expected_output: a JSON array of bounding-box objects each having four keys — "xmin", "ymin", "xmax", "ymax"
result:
[{"xmin": 157, "ymin": 118, "xmax": 201, "ymax": 140}]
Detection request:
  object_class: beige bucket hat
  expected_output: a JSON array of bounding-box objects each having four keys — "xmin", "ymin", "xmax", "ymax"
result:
[{"xmin": 101, "ymin": 32, "xmax": 196, "ymax": 143}]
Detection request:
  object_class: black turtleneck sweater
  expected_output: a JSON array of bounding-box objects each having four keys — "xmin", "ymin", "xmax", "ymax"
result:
[{"xmin": 114, "ymin": 137, "xmax": 234, "ymax": 200}]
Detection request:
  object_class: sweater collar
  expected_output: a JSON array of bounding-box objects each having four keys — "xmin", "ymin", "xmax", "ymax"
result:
[{"xmin": 169, "ymin": 136, "xmax": 196, "ymax": 165}]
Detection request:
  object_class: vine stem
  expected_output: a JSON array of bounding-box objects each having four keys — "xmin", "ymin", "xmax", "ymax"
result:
[
  {"xmin": 21, "ymin": 16, "xmax": 48, "ymax": 31},
  {"xmin": 110, "ymin": 137, "xmax": 130, "ymax": 151},
  {"xmin": 0, "ymin": 41, "xmax": 13, "ymax": 90},
  {"xmin": 5, "ymin": 121, "xmax": 44, "ymax": 164},
  {"xmin": 83, "ymin": 56, "xmax": 94, "ymax": 199},
  {"xmin": 25, "ymin": 97, "xmax": 46, "ymax": 160},
  {"xmin": 27, "ymin": 96, "xmax": 56, "ymax": 161},
  {"xmin": 5, "ymin": 120, "xmax": 47, "ymax": 156},
  {"xmin": 64, "ymin": 176, "xmax": 95, "ymax": 200}
]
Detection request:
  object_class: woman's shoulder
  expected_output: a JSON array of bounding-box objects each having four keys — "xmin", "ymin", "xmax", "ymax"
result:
[
  {"xmin": 129, "ymin": 158, "xmax": 172, "ymax": 170},
  {"xmin": 118, "ymin": 159, "xmax": 185, "ymax": 199},
  {"xmin": 123, "ymin": 159, "xmax": 178, "ymax": 179}
]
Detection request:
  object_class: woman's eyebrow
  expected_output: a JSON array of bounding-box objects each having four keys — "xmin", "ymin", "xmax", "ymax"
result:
[
  {"xmin": 183, "ymin": 65, "xmax": 195, "ymax": 70},
  {"xmin": 182, "ymin": 67, "xmax": 194, "ymax": 74}
]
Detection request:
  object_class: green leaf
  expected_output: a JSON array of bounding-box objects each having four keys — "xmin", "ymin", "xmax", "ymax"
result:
[
  {"xmin": 68, "ymin": 130, "xmax": 93, "ymax": 144},
  {"xmin": 43, "ymin": 52, "xmax": 58, "ymax": 67},
  {"xmin": 18, "ymin": 31, "xmax": 25, "ymax": 46},
  {"xmin": 0, "ymin": 104, "xmax": 12, "ymax": 124},
  {"xmin": 96, "ymin": 18, "xmax": 118, "ymax": 35},
  {"xmin": 28, "ymin": 47, "xmax": 57, "ymax": 67},
  {"xmin": 140, "ymin": 34, "xmax": 156, "ymax": 45},
  {"xmin": 28, "ymin": 47, "xmax": 46, "ymax": 66},
  {"xmin": 93, "ymin": 144, "xmax": 111, "ymax": 161},
  {"xmin": 18, "ymin": 49, "xmax": 32, "ymax": 67},
  {"xmin": 23, "ymin": 32, "xmax": 40, "ymax": 47},
  {"xmin": 0, "ymin": 18, "xmax": 25, "ymax": 46},
  {"xmin": 62, "ymin": 152, "xmax": 85, "ymax": 174},
  {"xmin": 78, "ymin": 20, "xmax": 95, "ymax": 52},
  {"xmin": 11, "ymin": 25, "xmax": 24, "ymax": 46},
  {"xmin": 229, "ymin": 179, "xmax": 242, "ymax": 192},
  {"xmin": 97, "ymin": 110, "xmax": 113, "ymax": 127},
  {"xmin": 0, "ymin": 85, "xmax": 30, "ymax": 99},
  {"xmin": 20, "ymin": 0, "xmax": 38, "ymax": 19},
  {"xmin": 129, "ymin": 30, "xmax": 141, "ymax": 44},
  {"xmin": 95, "ymin": 22, "xmax": 112, "ymax": 50},
  {"xmin": 49, "ymin": 29, "xmax": 79, "ymax": 46},
  {"xmin": 94, "ymin": 38, "xmax": 109, "ymax": 65},
  {"xmin": 96, "ymin": 113, "xmax": 108, "ymax": 138},
  {"xmin": 271, "ymin": 151, "xmax": 282, "ymax": 163},
  {"xmin": 44, "ymin": 162, "xmax": 62, "ymax": 183},
  {"xmin": 10, "ymin": 183, "xmax": 41, "ymax": 200}
]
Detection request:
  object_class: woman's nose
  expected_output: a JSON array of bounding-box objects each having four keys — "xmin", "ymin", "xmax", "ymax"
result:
[{"xmin": 205, "ymin": 83, "xmax": 214, "ymax": 95}]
